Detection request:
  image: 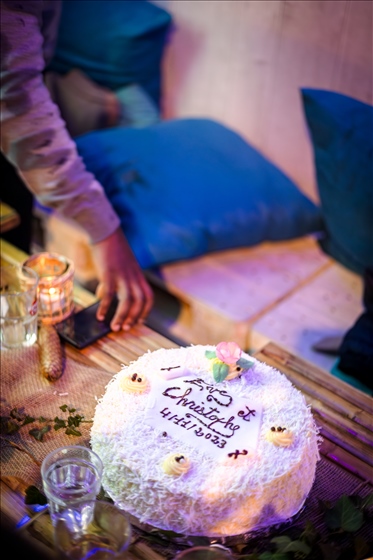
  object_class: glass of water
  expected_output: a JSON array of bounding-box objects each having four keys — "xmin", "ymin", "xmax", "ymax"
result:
[
  {"xmin": 41, "ymin": 445, "xmax": 103, "ymax": 529},
  {"xmin": 0, "ymin": 264, "xmax": 39, "ymax": 348}
]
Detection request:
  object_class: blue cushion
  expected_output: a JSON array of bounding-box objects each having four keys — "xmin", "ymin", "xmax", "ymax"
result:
[
  {"xmin": 301, "ymin": 89, "xmax": 373, "ymax": 276},
  {"xmin": 75, "ymin": 118, "xmax": 324, "ymax": 269},
  {"xmin": 48, "ymin": 0, "xmax": 172, "ymax": 105}
]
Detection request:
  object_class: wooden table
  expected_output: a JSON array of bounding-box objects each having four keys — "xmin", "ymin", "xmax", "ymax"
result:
[{"xmin": 1, "ymin": 239, "xmax": 372, "ymax": 559}]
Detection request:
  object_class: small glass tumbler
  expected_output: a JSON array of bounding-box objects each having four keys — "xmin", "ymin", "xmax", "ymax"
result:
[
  {"xmin": 41, "ymin": 445, "xmax": 103, "ymax": 529},
  {"xmin": 0, "ymin": 264, "xmax": 39, "ymax": 348},
  {"xmin": 54, "ymin": 500, "xmax": 132, "ymax": 560},
  {"xmin": 173, "ymin": 546, "xmax": 233, "ymax": 560}
]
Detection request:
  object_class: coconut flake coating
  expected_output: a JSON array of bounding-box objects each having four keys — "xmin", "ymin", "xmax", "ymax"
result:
[{"xmin": 90, "ymin": 345, "xmax": 320, "ymax": 537}]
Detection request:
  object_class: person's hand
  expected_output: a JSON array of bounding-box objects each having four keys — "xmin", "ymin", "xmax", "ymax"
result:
[{"xmin": 91, "ymin": 227, "xmax": 153, "ymax": 331}]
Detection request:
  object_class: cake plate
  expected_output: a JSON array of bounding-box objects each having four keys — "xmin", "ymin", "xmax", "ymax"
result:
[{"xmin": 126, "ymin": 503, "xmax": 307, "ymax": 550}]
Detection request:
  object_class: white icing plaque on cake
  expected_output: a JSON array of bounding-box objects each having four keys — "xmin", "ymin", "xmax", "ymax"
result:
[{"xmin": 144, "ymin": 376, "xmax": 263, "ymax": 460}]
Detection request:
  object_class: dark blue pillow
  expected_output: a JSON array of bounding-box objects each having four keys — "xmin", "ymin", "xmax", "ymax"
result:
[
  {"xmin": 76, "ymin": 118, "xmax": 323, "ymax": 269},
  {"xmin": 301, "ymin": 89, "xmax": 373, "ymax": 276},
  {"xmin": 48, "ymin": 0, "xmax": 172, "ymax": 105}
]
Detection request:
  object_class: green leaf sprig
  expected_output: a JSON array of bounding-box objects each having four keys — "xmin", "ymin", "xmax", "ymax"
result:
[
  {"xmin": 25, "ymin": 485, "xmax": 48, "ymax": 506},
  {"xmin": 1, "ymin": 404, "xmax": 92, "ymax": 441}
]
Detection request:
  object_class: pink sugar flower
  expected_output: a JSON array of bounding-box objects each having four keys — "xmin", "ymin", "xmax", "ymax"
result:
[{"xmin": 215, "ymin": 341, "xmax": 242, "ymax": 365}]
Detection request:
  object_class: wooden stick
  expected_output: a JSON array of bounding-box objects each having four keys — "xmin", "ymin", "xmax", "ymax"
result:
[
  {"xmin": 308, "ymin": 395, "xmax": 372, "ymax": 448},
  {"xmin": 320, "ymin": 438, "xmax": 373, "ymax": 483},
  {"xmin": 316, "ymin": 417, "xmax": 372, "ymax": 468}
]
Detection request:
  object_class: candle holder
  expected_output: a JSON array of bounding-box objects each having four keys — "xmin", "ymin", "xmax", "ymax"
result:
[{"xmin": 23, "ymin": 252, "xmax": 75, "ymax": 324}]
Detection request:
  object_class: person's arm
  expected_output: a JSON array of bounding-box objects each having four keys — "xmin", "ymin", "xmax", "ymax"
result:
[
  {"xmin": 0, "ymin": 1, "xmax": 153, "ymax": 330},
  {"xmin": 0, "ymin": 1, "xmax": 119, "ymax": 243}
]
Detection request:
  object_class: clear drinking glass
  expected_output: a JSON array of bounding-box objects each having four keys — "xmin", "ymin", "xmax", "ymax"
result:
[
  {"xmin": 41, "ymin": 446, "xmax": 104, "ymax": 529},
  {"xmin": 0, "ymin": 264, "xmax": 39, "ymax": 348},
  {"xmin": 54, "ymin": 500, "xmax": 132, "ymax": 560}
]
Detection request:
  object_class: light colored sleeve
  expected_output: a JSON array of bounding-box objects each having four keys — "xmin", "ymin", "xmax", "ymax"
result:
[{"xmin": 0, "ymin": 0, "xmax": 120, "ymax": 244}]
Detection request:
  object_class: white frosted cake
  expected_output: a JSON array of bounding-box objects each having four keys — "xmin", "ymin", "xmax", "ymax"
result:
[{"xmin": 91, "ymin": 342, "xmax": 320, "ymax": 537}]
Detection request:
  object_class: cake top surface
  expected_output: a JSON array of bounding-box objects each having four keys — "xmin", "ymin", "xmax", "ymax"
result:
[{"xmin": 92, "ymin": 342, "xmax": 319, "ymax": 490}]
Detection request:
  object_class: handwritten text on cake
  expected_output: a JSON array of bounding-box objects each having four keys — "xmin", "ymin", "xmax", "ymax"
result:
[{"xmin": 144, "ymin": 377, "xmax": 262, "ymax": 460}]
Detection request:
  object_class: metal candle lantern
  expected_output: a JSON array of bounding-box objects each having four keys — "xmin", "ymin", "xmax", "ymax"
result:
[{"xmin": 23, "ymin": 252, "xmax": 75, "ymax": 324}]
